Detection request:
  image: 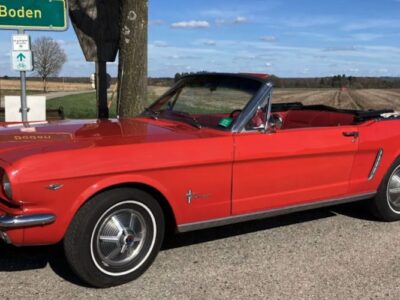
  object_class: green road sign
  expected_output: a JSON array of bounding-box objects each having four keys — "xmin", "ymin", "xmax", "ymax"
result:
[{"xmin": 0, "ymin": 0, "xmax": 68, "ymax": 31}]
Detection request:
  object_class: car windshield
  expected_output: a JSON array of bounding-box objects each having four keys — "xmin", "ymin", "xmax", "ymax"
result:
[{"xmin": 145, "ymin": 75, "xmax": 262, "ymax": 130}]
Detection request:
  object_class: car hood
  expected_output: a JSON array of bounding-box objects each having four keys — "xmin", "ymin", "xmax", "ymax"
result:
[{"xmin": 0, "ymin": 118, "xmax": 222, "ymax": 164}]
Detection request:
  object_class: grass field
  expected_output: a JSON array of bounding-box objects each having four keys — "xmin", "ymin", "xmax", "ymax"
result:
[
  {"xmin": 46, "ymin": 87, "xmax": 400, "ymax": 119},
  {"xmin": 47, "ymin": 93, "xmax": 118, "ymax": 119},
  {"xmin": 47, "ymin": 86, "xmax": 166, "ymax": 118}
]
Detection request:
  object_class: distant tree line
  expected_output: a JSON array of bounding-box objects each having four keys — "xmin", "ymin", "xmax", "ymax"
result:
[
  {"xmin": 270, "ymin": 74, "xmax": 400, "ymax": 89},
  {"xmin": 172, "ymin": 72, "xmax": 400, "ymax": 89},
  {"xmin": 2, "ymin": 73, "xmax": 400, "ymax": 89}
]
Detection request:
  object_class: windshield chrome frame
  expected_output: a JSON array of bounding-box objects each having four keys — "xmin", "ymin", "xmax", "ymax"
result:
[{"xmin": 231, "ymin": 82, "xmax": 274, "ymax": 133}]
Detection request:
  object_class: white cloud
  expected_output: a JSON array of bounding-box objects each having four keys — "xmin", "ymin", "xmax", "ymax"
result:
[
  {"xmin": 345, "ymin": 67, "xmax": 360, "ymax": 73},
  {"xmin": 216, "ymin": 16, "xmax": 249, "ymax": 26},
  {"xmin": 202, "ymin": 8, "xmax": 252, "ymax": 19},
  {"xmin": 150, "ymin": 20, "xmax": 165, "ymax": 26},
  {"xmin": 351, "ymin": 33, "xmax": 383, "ymax": 41},
  {"xmin": 166, "ymin": 54, "xmax": 200, "ymax": 60},
  {"xmin": 153, "ymin": 41, "xmax": 169, "ymax": 48},
  {"xmin": 148, "ymin": 36, "xmax": 400, "ymax": 77},
  {"xmin": 260, "ymin": 36, "xmax": 278, "ymax": 42},
  {"xmin": 215, "ymin": 19, "xmax": 226, "ymax": 26},
  {"xmin": 343, "ymin": 19, "xmax": 400, "ymax": 31},
  {"xmin": 203, "ymin": 40, "xmax": 217, "ymax": 46},
  {"xmin": 171, "ymin": 20, "xmax": 210, "ymax": 29},
  {"xmin": 233, "ymin": 16, "xmax": 248, "ymax": 24},
  {"xmin": 323, "ymin": 46, "xmax": 359, "ymax": 52},
  {"xmin": 276, "ymin": 17, "xmax": 338, "ymax": 28}
]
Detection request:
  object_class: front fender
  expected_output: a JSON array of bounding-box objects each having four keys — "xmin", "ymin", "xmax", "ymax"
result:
[
  {"xmin": 69, "ymin": 174, "xmax": 179, "ymax": 221},
  {"xmin": 19, "ymin": 173, "xmax": 180, "ymax": 246}
]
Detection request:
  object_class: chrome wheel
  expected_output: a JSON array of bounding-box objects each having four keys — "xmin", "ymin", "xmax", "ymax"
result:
[
  {"xmin": 387, "ymin": 166, "xmax": 400, "ymax": 213},
  {"xmin": 90, "ymin": 200, "xmax": 157, "ymax": 276},
  {"xmin": 95, "ymin": 209, "xmax": 146, "ymax": 267}
]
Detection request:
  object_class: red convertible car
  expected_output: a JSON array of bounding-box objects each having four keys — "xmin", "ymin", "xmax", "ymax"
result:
[{"xmin": 0, "ymin": 73, "xmax": 400, "ymax": 287}]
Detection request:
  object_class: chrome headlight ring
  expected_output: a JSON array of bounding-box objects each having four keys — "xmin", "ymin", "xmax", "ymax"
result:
[{"xmin": 2, "ymin": 172, "xmax": 13, "ymax": 200}]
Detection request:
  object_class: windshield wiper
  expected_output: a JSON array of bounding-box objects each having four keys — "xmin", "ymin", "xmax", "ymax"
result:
[
  {"xmin": 164, "ymin": 111, "xmax": 202, "ymax": 129},
  {"xmin": 143, "ymin": 108, "xmax": 160, "ymax": 120},
  {"xmin": 143, "ymin": 109, "xmax": 202, "ymax": 129}
]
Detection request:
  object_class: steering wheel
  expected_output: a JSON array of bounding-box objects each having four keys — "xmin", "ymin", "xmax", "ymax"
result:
[{"xmin": 229, "ymin": 109, "xmax": 242, "ymax": 119}]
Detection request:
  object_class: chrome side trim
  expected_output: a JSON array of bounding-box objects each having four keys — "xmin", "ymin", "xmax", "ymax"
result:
[
  {"xmin": 369, "ymin": 149, "xmax": 384, "ymax": 180},
  {"xmin": 0, "ymin": 214, "xmax": 56, "ymax": 228},
  {"xmin": 178, "ymin": 192, "xmax": 376, "ymax": 233}
]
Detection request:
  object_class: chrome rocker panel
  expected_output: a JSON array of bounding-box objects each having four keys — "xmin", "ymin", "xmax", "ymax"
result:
[{"xmin": 178, "ymin": 192, "xmax": 376, "ymax": 233}]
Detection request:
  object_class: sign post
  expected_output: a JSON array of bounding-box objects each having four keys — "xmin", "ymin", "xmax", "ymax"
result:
[
  {"xmin": 13, "ymin": 30, "xmax": 31, "ymax": 122},
  {"xmin": 0, "ymin": 0, "xmax": 68, "ymax": 123}
]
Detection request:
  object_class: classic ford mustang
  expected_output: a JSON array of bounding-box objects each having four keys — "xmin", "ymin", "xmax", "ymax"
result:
[{"xmin": 0, "ymin": 73, "xmax": 400, "ymax": 287}]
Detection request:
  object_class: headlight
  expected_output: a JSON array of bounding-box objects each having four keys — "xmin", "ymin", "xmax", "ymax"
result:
[{"xmin": 2, "ymin": 172, "xmax": 12, "ymax": 200}]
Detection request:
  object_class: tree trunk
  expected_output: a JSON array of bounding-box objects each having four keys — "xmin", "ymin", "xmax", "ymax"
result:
[
  {"xmin": 43, "ymin": 78, "xmax": 47, "ymax": 93},
  {"xmin": 117, "ymin": 0, "xmax": 148, "ymax": 117}
]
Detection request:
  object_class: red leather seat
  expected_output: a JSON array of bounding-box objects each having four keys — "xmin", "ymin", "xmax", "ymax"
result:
[{"xmin": 282, "ymin": 110, "xmax": 355, "ymax": 129}]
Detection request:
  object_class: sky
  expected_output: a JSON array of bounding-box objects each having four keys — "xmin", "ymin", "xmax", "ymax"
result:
[{"xmin": 1, "ymin": 0, "xmax": 400, "ymax": 78}]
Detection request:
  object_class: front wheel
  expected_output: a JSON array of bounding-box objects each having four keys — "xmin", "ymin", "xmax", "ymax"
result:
[
  {"xmin": 64, "ymin": 188, "xmax": 165, "ymax": 288},
  {"xmin": 370, "ymin": 158, "xmax": 400, "ymax": 221}
]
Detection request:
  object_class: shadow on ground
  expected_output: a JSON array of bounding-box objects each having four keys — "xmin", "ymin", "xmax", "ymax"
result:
[
  {"xmin": 162, "ymin": 200, "xmax": 376, "ymax": 250},
  {"xmin": 0, "ymin": 200, "xmax": 377, "ymax": 287}
]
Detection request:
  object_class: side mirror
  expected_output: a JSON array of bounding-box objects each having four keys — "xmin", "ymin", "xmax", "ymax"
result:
[
  {"xmin": 265, "ymin": 114, "xmax": 283, "ymax": 134},
  {"xmin": 266, "ymin": 122, "xmax": 277, "ymax": 134},
  {"xmin": 254, "ymin": 123, "xmax": 266, "ymax": 131}
]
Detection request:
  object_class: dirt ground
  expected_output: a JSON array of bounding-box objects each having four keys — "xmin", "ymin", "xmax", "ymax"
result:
[
  {"xmin": 273, "ymin": 88, "xmax": 400, "ymax": 111},
  {"xmin": 0, "ymin": 79, "xmax": 91, "ymax": 92},
  {"xmin": 149, "ymin": 86, "xmax": 400, "ymax": 111}
]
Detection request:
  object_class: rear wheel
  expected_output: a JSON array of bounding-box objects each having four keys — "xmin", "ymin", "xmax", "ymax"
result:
[
  {"xmin": 370, "ymin": 158, "xmax": 400, "ymax": 221},
  {"xmin": 64, "ymin": 188, "xmax": 165, "ymax": 288}
]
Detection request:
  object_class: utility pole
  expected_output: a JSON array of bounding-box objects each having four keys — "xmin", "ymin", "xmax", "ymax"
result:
[
  {"xmin": 96, "ymin": 61, "xmax": 109, "ymax": 119},
  {"xmin": 118, "ymin": 0, "xmax": 148, "ymax": 117}
]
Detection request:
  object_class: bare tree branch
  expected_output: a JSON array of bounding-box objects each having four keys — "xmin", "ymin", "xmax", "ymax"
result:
[{"xmin": 32, "ymin": 37, "xmax": 67, "ymax": 92}]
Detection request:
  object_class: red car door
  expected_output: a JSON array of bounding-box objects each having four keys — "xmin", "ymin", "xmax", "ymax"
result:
[{"xmin": 232, "ymin": 126, "xmax": 359, "ymax": 215}]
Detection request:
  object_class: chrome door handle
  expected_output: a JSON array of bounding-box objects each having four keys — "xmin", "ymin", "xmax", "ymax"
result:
[{"xmin": 342, "ymin": 131, "xmax": 359, "ymax": 138}]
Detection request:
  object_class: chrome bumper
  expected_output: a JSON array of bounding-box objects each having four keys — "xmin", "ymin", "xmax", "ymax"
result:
[
  {"xmin": 0, "ymin": 214, "xmax": 55, "ymax": 228},
  {"xmin": 0, "ymin": 230, "xmax": 11, "ymax": 244}
]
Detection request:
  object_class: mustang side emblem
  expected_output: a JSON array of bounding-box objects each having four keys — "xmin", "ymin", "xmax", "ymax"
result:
[
  {"xmin": 47, "ymin": 184, "xmax": 64, "ymax": 191},
  {"xmin": 186, "ymin": 189, "xmax": 210, "ymax": 204}
]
